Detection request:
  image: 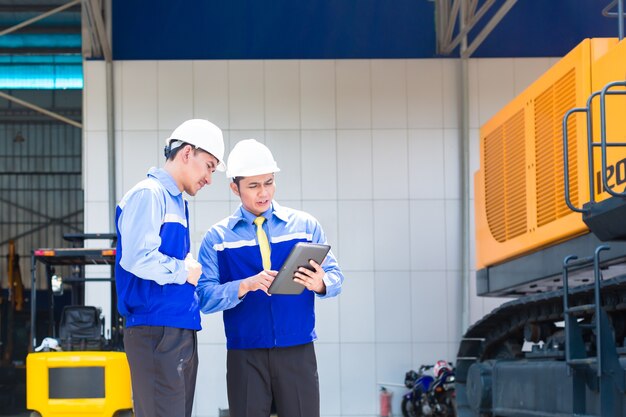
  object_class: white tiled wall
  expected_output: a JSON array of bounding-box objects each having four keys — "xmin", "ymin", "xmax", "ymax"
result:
[{"xmin": 83, "ymin": 56, "xmax": 555, "ymax": 416}]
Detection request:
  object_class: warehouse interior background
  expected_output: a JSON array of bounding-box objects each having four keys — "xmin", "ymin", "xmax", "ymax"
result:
[{"xmin": 0, "ymin": 1, "xmax": 619, "ymax": 416}]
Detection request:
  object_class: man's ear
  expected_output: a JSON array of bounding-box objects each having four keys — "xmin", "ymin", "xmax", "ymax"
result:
[
  {"xmin": 179, "ymin": 144, "xmax": 192, "ymax": 163},
  {"xmin": 230, "ymin": 182, "xmax": 240, "ymax": 197}
]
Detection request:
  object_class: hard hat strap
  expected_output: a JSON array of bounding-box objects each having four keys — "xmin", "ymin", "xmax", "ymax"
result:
[{"xmin": 164, "ymin": 140, "xmax": 186, "ymax": 159}]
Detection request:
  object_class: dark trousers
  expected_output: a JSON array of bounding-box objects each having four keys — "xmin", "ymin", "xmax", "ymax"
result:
[
  {"xmin": 227, "ymin": 342, "xmax": 320, "ymax": 417},
  {"xmin": 124, "ymin": 326, "xmax": 198, "ymax": 417}
]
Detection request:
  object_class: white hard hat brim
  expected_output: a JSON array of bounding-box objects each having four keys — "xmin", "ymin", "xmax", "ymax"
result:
[{"xmin": 227, "ymin": 166, "xmax": 280, "ymax": 178}]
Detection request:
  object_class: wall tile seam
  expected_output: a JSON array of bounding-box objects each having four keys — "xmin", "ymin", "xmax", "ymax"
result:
[
  {"xmin": 190, "ymin": 61, "xmax": 197, "ymax": 131},
  {"xmin": 365, "ymin": 269, "xmax": 456, "ymax": 273},
  {"xmin": 264, "ymin": 123, "xmax": 303, "ymax": 130},
  {"xmin": 294, "ymin": 60, "xmax": 304, "ymax": 211},
  {"xmin": 332, "ymin": 342, "xmax": 459, "ymax": 347},
  {"xmin": 339, "ymin": 94, "xmax": 380, "ymax": 405},
  {"xmin": 116, "ymin": 61, "xmax": 124, "ymax": 132},
  {"xmin": 440, "ymin": 125, "xmax": 452, "ymax": 342},
  {"xmin": 370, "ymin": 124, "xmax": 414, "ymax": 130},
  {"xmin": 263, "ymin": 60, "xmax": 300, "ymax": 130},
  {"xmin": 311, "ymin": 342, "xmax": 401, "ymax": 346},
  {"xmin": 337, "ymin": 198, "xmax": 458, "ymax": 201},
  {"xmin": 332, "ymin": 58, "xmax": 344, "ymax": 415},
  {"xmin": 337, "ymin": 127, "xmax": 414, "ymax": 131},
  {"xmin": 223, "ymin": 126, "xmax": 428, "ymax": 132},
  {"xmin": 334, "ymin": 342, "xmax": 417, "ymax": 345},
  {"xmin": 262, "ymin": 60, "xmax": 267, "ymax": 131},
  {"xmin": 225, "ymin": 61, "xmax": 231, "ymax": 130},
  {"xmin": 114, "ymin": 129, "xmax": 160, "ymax": 134},
  {"xmin": 211, "ymin": 127, "xmax": 452, "ymax": 135},
  {"xmin": 221, "ymin": 128, "xmax": 434, "ymax": 131},
  {"xmin": 111, "ymin": 63, "xmax": 124, "ymax": 204},
  {"xmin": 440, "ymin": 59, "xmax": 448, "ymax": 131}
]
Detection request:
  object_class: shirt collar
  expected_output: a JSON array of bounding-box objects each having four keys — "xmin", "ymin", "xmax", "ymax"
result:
[
  {"xmin": 227, "ymin": 201, "xmax": 289, "ymax": 229},
  {"xmin": 147, "ymin": 167, "xmax": 182, "ymax": 197}
]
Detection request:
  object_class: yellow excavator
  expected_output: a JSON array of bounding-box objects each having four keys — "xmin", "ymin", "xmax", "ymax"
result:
[{"xmin": 456, "ymin": 36, "xmax": 626, "ymax": 417}]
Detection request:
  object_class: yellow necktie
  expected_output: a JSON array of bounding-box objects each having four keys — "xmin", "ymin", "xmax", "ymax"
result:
[{"xmin": 254, "ymin": 216, "xmax": 271, "ymax": 270}]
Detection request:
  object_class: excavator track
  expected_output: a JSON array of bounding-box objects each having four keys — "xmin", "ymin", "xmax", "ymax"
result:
[{"xmin": 456, "ymin": 274, "xmax": 626, "ymax": 417}]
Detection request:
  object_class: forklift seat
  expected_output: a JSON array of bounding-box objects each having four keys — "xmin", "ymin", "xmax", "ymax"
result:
[{"xmin": 58, "ymin": 306, "xmax": 104, "ymax": 351}]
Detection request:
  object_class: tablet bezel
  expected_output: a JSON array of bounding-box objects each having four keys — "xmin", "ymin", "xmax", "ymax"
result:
[{"xmin": 267, "ymin": 242, "xmax": 331, "ymax": 295}]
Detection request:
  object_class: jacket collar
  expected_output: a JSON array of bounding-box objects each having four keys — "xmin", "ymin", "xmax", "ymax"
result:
[
  {"xmin": 148, "ymin": 167, "xmax": 182, "ymax": 197},
  {"xmin": 227, "ymin": 201, "xmax": 289, "ymax": 230}
]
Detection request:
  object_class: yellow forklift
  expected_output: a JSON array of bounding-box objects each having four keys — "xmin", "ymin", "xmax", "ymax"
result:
[{"xmin": 27, "ymin": 234, "xmax": 132, "ymax": 417}]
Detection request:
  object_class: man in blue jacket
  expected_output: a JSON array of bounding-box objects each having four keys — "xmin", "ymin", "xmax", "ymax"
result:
[
  {"xmin": 197, "ymin": 139, "xmax": 344, "ymax": 417},
  {"xmin": 115, "ymin": 119, "xmax": 225, "ymax": 417}
]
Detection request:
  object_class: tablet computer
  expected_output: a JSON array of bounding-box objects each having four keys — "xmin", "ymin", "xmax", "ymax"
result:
[{"xmin": 268, "ymin": 242, "xmax": 331, "ymax": 295}]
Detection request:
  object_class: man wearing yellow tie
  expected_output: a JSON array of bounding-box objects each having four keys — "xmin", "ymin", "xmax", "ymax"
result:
[{"xmin": 197, "ymin": 139, "xmax": 344, "ymax": 417}]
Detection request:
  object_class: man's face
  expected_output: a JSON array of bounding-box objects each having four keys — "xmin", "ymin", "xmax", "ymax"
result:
[
  {"xmin": 230, "ymin": 173, "xmax": 275, "ymax": 216},
  {"xmin": 183, "ymin": 148, "xmax": 218, "ymax": 196}
]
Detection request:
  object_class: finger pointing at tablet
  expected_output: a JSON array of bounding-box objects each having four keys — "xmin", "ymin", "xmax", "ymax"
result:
[{"xmin": 238, "ymin": 270, "xmax": 278, "ymax": 298}]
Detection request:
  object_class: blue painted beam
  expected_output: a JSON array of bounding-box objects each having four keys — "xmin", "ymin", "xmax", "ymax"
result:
[{"xmin": 111, "ymin": 0, "xmax": 618, "ymax": 60}]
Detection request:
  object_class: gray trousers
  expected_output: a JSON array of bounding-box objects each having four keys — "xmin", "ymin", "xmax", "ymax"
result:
[
  {"xmin": 227, "ymin": 342, "xmax": 320, "ymax": 417},
  {"xmin": 124, "ymin": 326, "xmax": 198, "ymax": 417}
]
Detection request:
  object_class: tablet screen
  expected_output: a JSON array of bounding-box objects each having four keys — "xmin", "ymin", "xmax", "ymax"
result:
[{"xmin": 268, "ymin": 242, "xmax": 331, "ymax": 295}]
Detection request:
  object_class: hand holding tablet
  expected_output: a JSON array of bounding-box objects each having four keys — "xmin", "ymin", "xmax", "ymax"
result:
[{"xmin": 268, "ymin": 242, "xmax": 331, "ymax": 295}]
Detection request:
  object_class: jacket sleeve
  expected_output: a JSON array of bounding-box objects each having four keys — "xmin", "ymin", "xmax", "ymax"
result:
[
  {"xmin": 118, "ymin": 188, "xmax": 187, "ymax": 285},
  {"xmin": 311, "ymin": 219, "xmax": 344, "ymax": 299},
  {"xmin": 196, "ymin": 231, "xmax": 243, "ymax": 314}
]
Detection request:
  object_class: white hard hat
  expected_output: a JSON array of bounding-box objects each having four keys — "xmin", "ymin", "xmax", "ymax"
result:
[
  {"xmin": 226, "ymin": 139, "xmax": 280, "ymax": 178},
  {"xmin": 166, "ymin": 119, "xmax": 226, "ymax": 171}
]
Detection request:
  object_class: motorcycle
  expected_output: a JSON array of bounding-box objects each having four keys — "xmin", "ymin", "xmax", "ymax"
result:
[
  {"xmin": 401, "ymin": 365, "xmax": 435, "ymax": 417},
  {"xmin": 426, "ymin": 360, "xmax": 456, "ymax": 417},
  {"xmin": 401, "ymin": 361, "xmax": 456, "ymax": 417}
]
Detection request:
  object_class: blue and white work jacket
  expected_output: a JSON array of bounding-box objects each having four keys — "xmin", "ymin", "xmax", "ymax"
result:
[
  {"xmin": 197, "ymin": 202, "xmax": 343, "ymax": 349},
  {"xmin": 115, "ymin": 168, "xmax": 201, "ymax": 330}
]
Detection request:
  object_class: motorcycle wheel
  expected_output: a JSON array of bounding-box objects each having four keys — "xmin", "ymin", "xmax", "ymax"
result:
[
  {"xmin": 447, "ymin": 397, "xmax": 457, "ymax": 417},
  {"xmin": 401, "ymin": 396, "xmax": 420, "ymax": 417}
]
